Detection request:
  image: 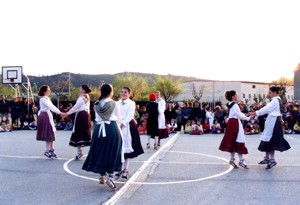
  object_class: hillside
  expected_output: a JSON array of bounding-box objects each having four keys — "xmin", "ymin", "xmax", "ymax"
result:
[{"xmin": 28, "ymin": 72, "xmax": 201, "ymax": 88}]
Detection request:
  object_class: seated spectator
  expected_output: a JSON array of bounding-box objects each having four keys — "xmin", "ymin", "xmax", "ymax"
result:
[
  {"xmin": 1, "ymin": 120, "xmax": 11, "ymax": 132},
  {"xmin": 202, "ymin": 119, "xmax": 211, "ymax": 134},
  {"xmin": 140, "ymin": 113, "xmax": 148, "ymax": 123},
  {"xmin": 138, "ymin": 120, "xmax": 147, "ymax": 135},
  {"xmin": 64, "ymin": 120, "xmax": 74, "ymax": 131},
  {"xmin": 293, "ymin": 121, "xmax": 300, "ymax": 134},
  {"xmin": 28, "ymin": 120, "xmax": 37, "ymax": 130},
  {"xmin": 56, "ymin": 118, "xmax": 67, "ymax": 130},
  {"xmin": 212, "ymin": 119, "xmax": 222, "ymax": 134},
  {"xmin": 5, "ymin": 119, "xmax": 12, "ymax": 131},
  {"xmin": 184, "ymin": 120, "xmax": 192, "ymax": 134},
  {"xmin": 245, "ymin": 121, "xmax": 255, "ymax": 135},
  {"xmin": 284, "ymin": 121, "xmax": 292, "ymax": 134},
  {"xmin": 168, "ymin": 118, "xmax": 177, "ymax": 134},
  {"xmin": 191, "ymin": 120, "xmax": 203, "ymax": 135},
  {"xmin": 12, "ymin": 119, "xmax": 21, "ymax": 130},
  {"xmin": 253, "ymin": 123, "xmax": 261, "ymax": 134}
]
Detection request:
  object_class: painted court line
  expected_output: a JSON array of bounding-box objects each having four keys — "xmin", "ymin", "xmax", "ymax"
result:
[
  {"xmin": 103, "ymin": 133, "xmax": 180, "ymax": 205},
  {"xmin": 0, "ymin": 154, "xmax": 70, "ymax": 161}
]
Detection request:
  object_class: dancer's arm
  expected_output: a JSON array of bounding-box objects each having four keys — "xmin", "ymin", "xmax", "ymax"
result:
[{"xmin": 233, "ymin": 104, "xmax": 250, "ymax": 121}]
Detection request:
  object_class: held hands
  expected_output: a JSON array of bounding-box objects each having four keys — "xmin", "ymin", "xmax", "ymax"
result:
[
  {"xmin": 247, "ymin": 112, "xmax": 257, "ymax": 120},
  {"xmin": 60, "ymin": 112, "xmax": 69, "ymax": 119}
]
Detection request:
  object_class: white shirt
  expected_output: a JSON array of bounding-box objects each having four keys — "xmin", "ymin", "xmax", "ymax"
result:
[
  {"xmin": 156, "ymin": 97, "xmax": 166, "ymax": 129},
  {"xmin": 39, "ymin": 97, "xmax": 61, "ymax": 114},
  {"xmin": 119, "ymin": 99, "xmax": 135, "ymax": 153},
  {"xmin": 95, "ymin": 98, "xmax": 121, "ymax": 123},
  {"xmin": 119, "ymin": 99, "xmax": 135, "ymax": 127},
  {"xmin": 67, "ymin": 94, "xmax": 90, "ymax": 115},
  {"xmin": 256, "ymin": 96, "xmax": 282, "ymax": 141},
  {"xmin": 227, "ymin": 102, "xmax": 250, "ymax": 143}
]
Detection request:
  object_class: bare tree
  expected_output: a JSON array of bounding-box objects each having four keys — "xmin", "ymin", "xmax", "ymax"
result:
[
  {"xmin": 46, "ymin": 76, "xmax": 69, "ymax": 106},
  {"xmin": 190, "ymin": 83, "xmax": 205, "ymax": 102},
  {"xmin": 271, "ymin": 77, "xmax": 293, "ymax": 103}
]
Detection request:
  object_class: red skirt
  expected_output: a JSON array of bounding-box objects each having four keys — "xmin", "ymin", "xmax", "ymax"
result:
[{"xmin": 219, "ymin": 118, "xmax": 248, "ymax": 154}]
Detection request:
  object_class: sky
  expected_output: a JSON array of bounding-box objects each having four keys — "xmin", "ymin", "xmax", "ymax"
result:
[{"xmin": 0, "ymin": 0, "xmax": 299, "ymax": 82}]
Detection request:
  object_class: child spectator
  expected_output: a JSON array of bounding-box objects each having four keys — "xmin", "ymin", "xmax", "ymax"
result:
[
  {"xmin": 168, "ymin": 118, "xmax": 177, "ymax": 134},
  {"xmin": 212, "ymin": 119, "xmax": 222, "ymax": 134},
  {"xmin": 293, "ymin": 121, "xmax": 300, "ymax": 134},
  {"xmin": 191, "ymin": 120, "xmax": 203, "ymax": 135},
  {"xmin": 1, "ymin": 120, "xmax": 11, "ymax": 132},
  {"xmin": 12, "ymin": 119, "xmax": 21, "ymax": 130},
  {"xmin": 284, "ymin": 121, "xmax": 292, "ymax": 134},
  {"xmin": 245, "ymin": 121, "xmax": 255, "ymax": 135},
  {"xmin": 202, "ymin": 119, "xmax": 211, "ymax": 134},
  {"xmin": 138, "ymin": 120, "xmax": 147, "ymax": 135},
  {"xmin": 184, "ymin": 120, "xmax": 192, "ymax": 134}
]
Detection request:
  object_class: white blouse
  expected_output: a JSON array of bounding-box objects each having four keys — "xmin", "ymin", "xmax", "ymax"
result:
[
  {"xmin": 39, "ymin": 97, "xmax": 61, "ymax": 114},
  {"xmin": 67, "ymin": 95, "xmax": 90, "ymax": 115},
  {"xmin": 227, "ymin": 102, "xmax": 250, "ymax": 143},
  {"xmin": 256, "ymin": 96, "xmax": 282, "ymax": 142},
  {"xmin": 95, "ymin": 98, "xmax": 121, "ymax": 123}
]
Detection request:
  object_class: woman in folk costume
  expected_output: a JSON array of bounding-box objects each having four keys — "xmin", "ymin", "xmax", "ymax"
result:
[
  {"xmin": 115, "ymin": 87, "xmax": 144, "ymax": 180},
  {"xmin": 219, "ymin": 90, "xmax": 250, "ymax": 169},
  {"xmin": 36, "ymin": 85, "xmax": 65, "ymax": 158},
  {"xmin": 146, "ymin": 93, "xmax": 160, "ymax": 150},
  {"xmin": 65, "ymin": 85, "xmax": 92, "ymax": 160},
  {"xmin": 82, "ymin": 84, "xmax": 123, "ymax": 191},
  {"xmin": 155, "ymin": 90, "xmax": 169, "ymax": 148},
  {"xmin": 251, "ymin": 86, "xmax": 291, "ymax": 169}
]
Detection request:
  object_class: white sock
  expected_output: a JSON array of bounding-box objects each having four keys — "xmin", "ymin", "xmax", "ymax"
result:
[
  {"xmin": 124, "ymin": 159, "xmax": 129, "ymax": 170},
  {"xmin": 230, "ymin": 152, "xmax": 235, "ymax": 161},
  {"xmin": 269, "ymin": 151, "xmax": 275, "ymax": 161},
  {"xmin": 147, "ymin": 136, "xmax": 151, "ymax": 144},
  {"xmin": 77, "ymin": 146, "xmax": 83, "ymax": 154},
  {"xmin": 238, "ymin": 154, "xmax": 244, "ymax": 161},
  {"xmin": 155, "ymin": 136, "xmax": 159, "ymax": 144}
]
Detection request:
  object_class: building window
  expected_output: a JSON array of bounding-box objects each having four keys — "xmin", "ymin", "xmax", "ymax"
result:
[
  {"xmin": 292, "ymin": 95, "xmax": 294, "ymax": 99},
  {"xmin": 249, "ymin": 94, "xmax": 251, "ymax": 98},
  {"xmin": 252, "ymin": 85, "xmax": 256, "ymax": 89},
  {"xmin": 263, "ymin": 94, "xmax": 266, "ymax": 98},
  {"xmin": 254, "ymin": 94, "xmax": 256, "ymax": 98},
  {"xmin": 288, "ymin": 95, "xmax": 290, "ymax": 99},
  {"xmin": 243, "ymin": 93, "xmax": 245, "ymax": 98}
]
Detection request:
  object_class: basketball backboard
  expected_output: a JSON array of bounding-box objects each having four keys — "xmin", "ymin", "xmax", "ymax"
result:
[{"xmin": 2, "ymin": 66, "xmax": 23, "ymax": 84}]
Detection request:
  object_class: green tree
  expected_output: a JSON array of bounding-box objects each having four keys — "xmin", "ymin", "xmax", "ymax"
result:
[
  {"xmin": 152, "ymin": 76, "xmax": 183, "ymax": 101},
  {"xmin": 112, "ymin": 74, "xmax": 149, "ymax": 101}
]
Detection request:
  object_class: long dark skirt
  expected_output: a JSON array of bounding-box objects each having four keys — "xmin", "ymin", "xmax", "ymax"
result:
[
  {"xmin": 258, "ymin": 117, "xmax": 291, "ymax": 152},
  {"xmin": 36, "ymin": 112, "xmax": 55, "ymax": 142},
  {"xmin": 219, "ymin": 119, "xmax": 248, "ymax": 155},
  {"xmin": 82, "ymin": 121, "xmax": 123, "ymax": 174},
  {"xmin": 125, "ymin": 120, "xmax": 144, "ymax": 159},
  {"xmin": 69, "ymin": 111, "xmax": 91, "ymax": 147}
]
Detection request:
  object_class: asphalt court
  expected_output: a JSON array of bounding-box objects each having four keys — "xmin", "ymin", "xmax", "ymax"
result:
[{"xmin": 1, "ymin": 131, "xmax": 300, "ymax": 205}]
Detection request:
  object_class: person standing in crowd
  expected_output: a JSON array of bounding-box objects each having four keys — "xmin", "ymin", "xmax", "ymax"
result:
[
  {"xmin": 201, "ymin": 103, "xmax": 209, "ymax": 123},
  {"xmin": 0, "ymin": 95, "xmax": 10, "ymax": 122},
  {"xmin": 115, "ymin": 87, "xmax": 144, "ymax": 180},
  {"xmin": 36, "ymin": 85, "xmax": 65, "ymax": 158},
  {"xmin": 146, "ymin": 93, "xmax": 159, "ymax": 150},
  {"xmin": 164, "ymin": 103, "xmax": 177, "ymax": 124},
  {"xmin": 219, "ymin": 90, "xmax": 250, "ymax": 169},
  {"xmin": 175, "ymin": 106, "xmax": 182, "ymax": 132},
  {"xmin": 155, "ymin": 91, "xmax": 169, "ymax": 148},
  {"xmin": 214, "ymin": 105, "xmax": 225, "ymax": 131},
  {"xmin": 64, "ymin": 85, "xmax": 92, "ymax": 160},
  {"xmin": 206, "ymin": 107, "xmax": 214, "ymax": 129},
  {"xmin": 251, "ymin": 86, "xmax": 291, "ymax": 169},
  {"xmin": 190, "ymin": 101, "xmax": 202, "ymax": 121},
  {"xmin": 181, "ymin": 103, "xmax": 191, "ymax": 131},
  {"xmin": 10, "ymin": 97, "xmax": 21, "ymax": 129},
  {"xmin": 82, "ymin": 84, "xmax": 123, "ymax": 191}
]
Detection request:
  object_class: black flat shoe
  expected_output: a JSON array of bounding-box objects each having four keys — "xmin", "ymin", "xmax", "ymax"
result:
[
  {"xmin": 229, "ymin": 160, "xmax": 239, "ymax": 169},
  {"xmin": 266, "ymin": 161, "xmax": 277, "ymax": 169},
  {"xmin": 258, "ymin": 158, "xmax": 269, "ymax": 165},
  {"xmin": 121, "ymin": 170, "xmax": 129, "ymax": 180}
]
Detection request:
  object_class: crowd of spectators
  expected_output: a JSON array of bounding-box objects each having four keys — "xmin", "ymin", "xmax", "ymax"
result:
[{"xmin": 2, "ymin": 94, "xmax": 300, "ymax": 136}]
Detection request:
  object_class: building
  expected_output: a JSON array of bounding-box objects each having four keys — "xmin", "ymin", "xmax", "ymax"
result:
[{"xmin": 173, "ymin": 80, "xmax": 294, "ymax": 105}]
